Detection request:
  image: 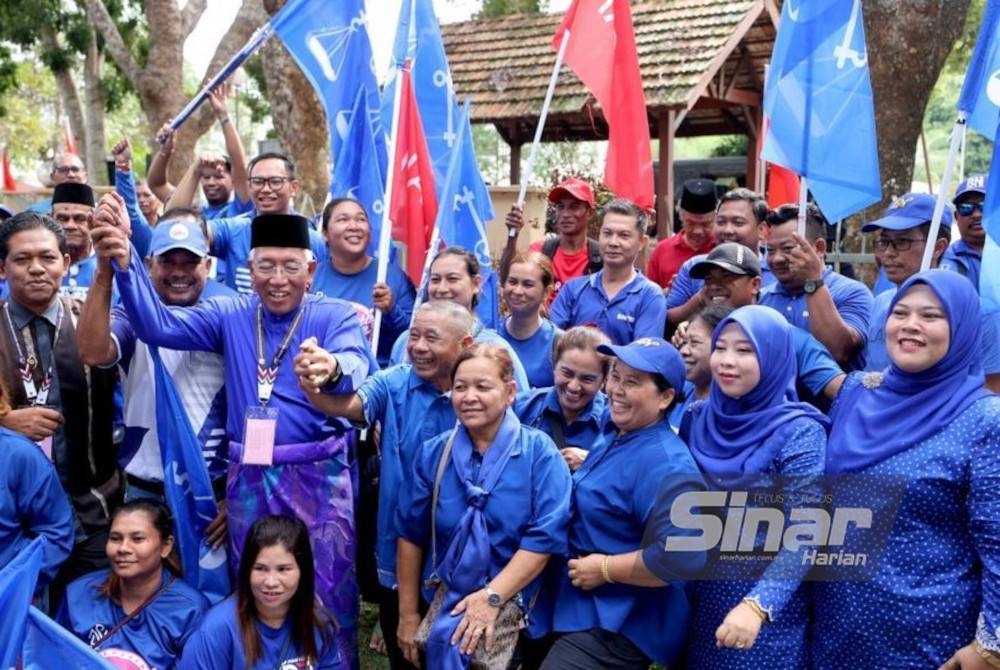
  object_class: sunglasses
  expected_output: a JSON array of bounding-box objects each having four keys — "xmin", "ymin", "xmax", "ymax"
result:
[{"xmin": 956, "ymin": 201, "xmax": 984, "ymax": 216}]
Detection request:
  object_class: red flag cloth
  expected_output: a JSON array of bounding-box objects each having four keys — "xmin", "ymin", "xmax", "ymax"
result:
[
  {"xmin": 1, "ymin": 150, "xmax": 16, "ymax": 192},
  {"xmin": 555, "ymin": 0, "xmax": 653, "ymax": 209},
  {"xmin": 62, "ymin": 118, "xmax": 78, "ymax": 155},
  {"xmin": 767, "ymin": 162, "xmax": 799, "ymax": 209},
  {"xmin": 389, "ymin": 63, "xmax": 438, "ymax": 286}
]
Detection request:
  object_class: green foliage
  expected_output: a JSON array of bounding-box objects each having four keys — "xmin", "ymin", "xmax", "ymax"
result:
[
  {"xmin": 239, "ymin": 56, "xmax": 273, "ymax": 125},
  {"xmin": 709, "ymin": 134, "xmax": 748, "ymax": 158},
  {"xmin": 476, "ymin": 0, "xmax": 545, "ymax": 19}
]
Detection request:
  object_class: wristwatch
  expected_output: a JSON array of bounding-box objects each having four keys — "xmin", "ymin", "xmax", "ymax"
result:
[
  {"xmin": 803, "ymin": 277, "xmax": 825, "ymax": 295},
  {"xmin": 485, "ymin": 585, "xmax": 503, "ymax": 608}
]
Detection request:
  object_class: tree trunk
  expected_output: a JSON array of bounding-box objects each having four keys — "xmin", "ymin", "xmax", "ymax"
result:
[
  {"xmin": 83, "ymin": 36, "xmax": 107, "ymax": 185},
  {"xmin": 260, "ymin": 0, "xmax": 330, "ymax": 213},
  {"xmin": 42, "ymin": 29, "xmax": 87, "ymax": 170}
]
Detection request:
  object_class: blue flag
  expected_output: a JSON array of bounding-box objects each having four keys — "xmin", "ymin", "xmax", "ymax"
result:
[
  {"xmin": 22, "ymin": 607, "xmax": 114, "ymax": 669},
  {"xmin": 761, "ymin": 0, "xmax": 881, "ymax": 222},
  {"xmin": 0, "ymin": 537, "xmax": 43, "ymax": 667},
  {"xmin": 151, "ymin": 347, "xmax": 230, "ymax": 603},
  {"xmin": 382, "ymin": 0, "xmax": 460, "ymax": 193},
  {"xmin": 959, "ymin": 0, "xmax": 1000, "ymax": 136},
  {"xmin": 331, "ymin": 87, "xmax": 387, "ymax": 256},
  {"xmin": 434, "ymin": 101, "xmax": 499, "ymax": 328},
  {"xmin": 272, "ymin": 0, "xmax": 387, "ymax": 180}
]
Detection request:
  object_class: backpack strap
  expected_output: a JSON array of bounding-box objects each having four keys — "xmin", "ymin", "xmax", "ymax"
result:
[
  {"xmin": 586, "ymin": 238, "xmax": 603, "ymax": 275},
  {"xmin": 541, "ymin": 236, "xmax": 559, "ymax": 259}
]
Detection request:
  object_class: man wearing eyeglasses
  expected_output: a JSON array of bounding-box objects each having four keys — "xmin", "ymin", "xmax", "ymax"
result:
[
  {"xmin": 26, "ymin": 154, "xmax": 89, "ymax": 215},
  {"xmin": 50, "ymin": 183, "xmax": 98, "ymax": 301},
  {"xmin": 93, "ymin": 195, "xmax": 377, "ymax": 666},
  {"xmin": 208, "ymin": 152, "xmax": 326, "ymax": 294},
  {"xmin": 941, "ymin": 175, "xmax": 986, "ymax": 291}
]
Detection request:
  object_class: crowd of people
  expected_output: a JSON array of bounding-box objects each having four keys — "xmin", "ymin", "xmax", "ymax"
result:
[{"xmin": 1, "ymin": 110, "xmax": 999, "ymax": 670}]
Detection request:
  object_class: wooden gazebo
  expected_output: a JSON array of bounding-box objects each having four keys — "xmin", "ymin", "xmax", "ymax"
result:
[{"xmin": 441, "ymin": 0, "xmax": 780, "ymax": 237}]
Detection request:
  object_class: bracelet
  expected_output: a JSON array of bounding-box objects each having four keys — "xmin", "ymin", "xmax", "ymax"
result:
[
  {"xmin": 600, "ymin": 555, "xmax": 614, "ymax": 584},
  {"xmin": 741, "ymin": 597, "xmax": 768, "ymax": 623},
  {"xmin": 218, "ymin": 116, "xmax": 231, "ymax": 126},
  {"xmin": 976, "ymin": 641, "xmax": 1000, "ymax": 669}
]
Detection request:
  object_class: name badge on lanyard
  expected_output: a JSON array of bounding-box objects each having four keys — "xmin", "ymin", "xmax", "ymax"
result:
[{"xmin": 242, "ymin": 405, "xmax": 278, "ymax": 466}]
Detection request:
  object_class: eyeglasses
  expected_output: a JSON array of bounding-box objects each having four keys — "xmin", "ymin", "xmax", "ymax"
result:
[
  {"xmin": 874, "ymin": 237, "xmax": 925, "ymax": 252},
  {"xmin": 252, "ymin": 260, "xmax": 306, "ymax": 277},
  {"xmin": 956, "ymin": 202, "xmax": 984, "ymax": 216},
  {"xmin": 249, "ymin": 176, "xmax": 292, "ymax": 190},
  {"xmin": 53, "ymin": 165, "xmax": 83, "ymax": 175}
]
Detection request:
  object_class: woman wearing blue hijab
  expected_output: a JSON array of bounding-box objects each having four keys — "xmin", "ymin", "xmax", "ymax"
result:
[
  {"xmin": 814, "ymin": 270, "xmax": 1000, "ymax": 668},
  {"xmin": 682, "ymin": 305, "xmax": 829, "ymax": 668}
]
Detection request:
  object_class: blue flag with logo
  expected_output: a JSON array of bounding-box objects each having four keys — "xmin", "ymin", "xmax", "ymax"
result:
[
  {"xmin": 959, "ymin": 0, "xmax": 1000, "ymax": 136},
  {"xmin": 22, "ymin": 607, "xmax": 114, "ymax": 669},
  {"xmin": 272, "ymin": 0, "xmax": 387, "ymax": 179},
  {"xmin": 761, "ymin": 0, "xmax": 881, "ymax": 222},
  {"xmin": 381, "ymin": 0, "xmax": 460, "ymax": 192},
  {"xmin": 332, "ymin": 87, "xmax": 387, "ymax": 256},
  {"xmin": 151, "ymin": 347, "xmax": 230, "ymax": 603},
  {"xmin": 0, "ymin": 537, "xmax": 43, "ymax": 667},
  {"xmin": 434, "ymin": 101, "xmax": 499, "ymax": 328}
]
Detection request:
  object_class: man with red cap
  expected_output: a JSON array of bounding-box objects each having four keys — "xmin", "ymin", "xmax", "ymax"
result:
[{"xmin": 501, "ymin": 177, "xmax": 602, "ymax": 300}]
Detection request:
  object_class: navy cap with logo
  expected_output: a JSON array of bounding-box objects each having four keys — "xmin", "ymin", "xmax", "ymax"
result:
[
  {"xmin": 597, "ymin": 337, "xmax": 686, "ymax": 394},
  {"xmin": 691, "ymin": 242, "xmax": 761, "ymax": 279},
  {"xmin": 954, "ymin": 174, "xmax": 987, "ymax": 203},
  {"xmin": 679, "ymin": 178, "xmax": 718, "ymax": 215},
  {"xmin": 861, "ymin": 193, "xmax": 953, "ymax": 233}
]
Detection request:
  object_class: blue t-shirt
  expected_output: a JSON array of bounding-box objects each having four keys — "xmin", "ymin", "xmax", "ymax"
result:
[
  {"xmin": 177, "ymin": 596, "xmax": 343, "ymax": 669},
  {"xmin": 202, "ymin": 197, "xmax": 254, "ymax": 221},
  {"xmin": 550, "ymin": 271, "xmax": 666, "ymax": 345},
  {"xmin": 58, "ymin": 569, "xmax": 209, "ymax": 670},
  {"xmin": 940, "ymin": 239, "xmax": 983, "ymax": 293},
  {"xmin": 210, "ymin": 215, "xmax": 327, "ymax": 293},
  {"xmin": 498, "ymin": 318, "xmax": 562, "ymax": 388},
  {"xmin": 514, "ymin": 386, "xmax": 611, "ymax": 452},
  {"xmin": 666, "ymin": 249, "xmax": 776, "ymax": 309},
  {"xmin": 59, "ymin": 255, "xmax": 98, "ymax": 301},
  {"xmin": 312, "ymin": 257, "xmax": 416, "ymax": 367}
]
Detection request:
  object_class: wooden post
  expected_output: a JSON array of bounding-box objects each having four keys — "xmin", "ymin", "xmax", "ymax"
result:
[
  {"xmin": 657, "ymin": 109, "xmax": 676, "ymax": 240},
  {"xmin": 745, "ymin": 105, "xmax": 763, "ymax": 193},
  {"xmin": 510, "ymin": 142, "xmax": 521, "ymax": 186}
]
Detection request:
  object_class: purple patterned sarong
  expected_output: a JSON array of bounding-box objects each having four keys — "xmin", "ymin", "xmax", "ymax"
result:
[{"xmin": 227, "ymin": 433, "xmax": 358, "ymax": 669}]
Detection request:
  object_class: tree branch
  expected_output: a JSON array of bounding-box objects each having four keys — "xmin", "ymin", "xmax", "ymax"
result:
[
  {"xmin": 81, "ymin": 0, "xmax": 141, "ymax": 86},
  {"xmin": 181, "ymin": 0, "xmax": 208, "ymax": 38}
]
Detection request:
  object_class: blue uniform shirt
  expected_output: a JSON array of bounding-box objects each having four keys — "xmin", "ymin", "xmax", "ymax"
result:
[
  {"xmin": 667, "ymin": 250, "xmax": 776, "ymax": 309},
  {"xmin": 201, "ymin": 196, "xmax": 254, "ymax": 221},
  {"xmin": 941, "ymin": 239, "xmax": 983, "ymax": 293},
  {"xmin": 312, "ymin": 257, "xmax": 416, "ymax": 367},
  {"xmin": 0, "ymin": 427, "xmax": 74, "ymax": 587},
  {"xmin": 499, "ymin": 318, "xmax": 562, "ymax": 388},
  {"xmin": 514, "ymin": 387, "xmax": 610, "ymax": 452},
  {"xmin": 59, "ymin": 255, "xmax": 98, "ymax": 301},
  {"xmin": 357, "ymin": 365, "xmax": 456, "ymax": 587},
  {"xmin": 58, "ymin": 568, "xmax": 209, "ymax": 670},
  {"xmin": 210, "ymin": 215, "xmax": 327, "ymax": 293},
  {"xmin": 114, "ymin": 168, "xmax": 154, "ymax": 259},
  {"xmin": 550, "ymin": 271, "xmax": 666, "ymax": 345},
  {"xmin": 178, "ymin": 596, "xmax": 343, "ymax": 669}
]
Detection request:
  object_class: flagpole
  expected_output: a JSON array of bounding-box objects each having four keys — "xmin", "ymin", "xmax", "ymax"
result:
[
  {"xmin": 408, "ymin": 225, "xmax": 441, "ymax": 329},
  {"xmin": 959, "ymin": 121, "xmax": 968, "ymax": 184},
  {"xmin": 921, "ymin": 113, "xmax": 965, "ymax": 271},
  {"xmin": 511, "ymin": 28, "xmax": 571, "ymax": 233},
  {"xmin": 372, "ymin": 63, "xmax": 407, "ymax": 351},
  {"xmin": 797, "ymin": 176, "xmax": 808, "ymax": 237}
]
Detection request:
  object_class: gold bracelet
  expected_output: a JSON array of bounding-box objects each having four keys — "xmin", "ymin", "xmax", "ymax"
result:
[
  {"xmin": 976, "ymin": 641, "xmax": 1000, "ymax": 669},
  {"xmin": 600, "ymin": 554, "xmax": 614, "ymax": 584},
  {"xmin": 741, "ymin": 597, "xmax": 768, "ymax": 622}
]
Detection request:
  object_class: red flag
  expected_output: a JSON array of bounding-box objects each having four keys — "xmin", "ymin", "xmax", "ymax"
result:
[
  {"xmin": 62, "ymin": 118, "xmax": 78, "ymax": 155},
  {"xmin": 388, "ymin": 63, "xmax": 438, "ymax": 286},
  {"xmin": 767, "ymin": 163, "xmax": 799, "ymax": 209},
  {"xmin": 1, "ymin": 149, "xmax": 16, "ymax": 192},
  {"xmin": 555, "ymin": 0, "xmax": 653, "ymax": 209}
]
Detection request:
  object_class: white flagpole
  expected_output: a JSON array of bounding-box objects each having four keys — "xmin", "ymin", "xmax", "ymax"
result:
[
  {"xmin": 510, "ymin": 29, "xmax": 571, "ymax": 232},
  {"xmin": 371, "ymin": 63, "xmax": 406, "ymax": 352},
  {"xmin": 921, "ymin": 113, "xmax": 966, "ymax": 271},
  {"xmin": 797, "ymin": 176, "xmax": 808, "ymax": 237}
]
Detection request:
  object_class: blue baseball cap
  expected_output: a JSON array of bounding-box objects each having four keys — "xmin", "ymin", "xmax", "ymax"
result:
[
  {"xmin": 597, "ymin": 337, "xmax": 686, "ymax": 394},
  {"xmin": 861, "ymin": 193, "xmax": 952, "ymax": 233},
  {"xmin": 148, "ymin": 219, "xmax": 208, "ymax": 258},
  {"xmin": 954, "ymin": 174, "xmax": 987, "ymax": 203}
]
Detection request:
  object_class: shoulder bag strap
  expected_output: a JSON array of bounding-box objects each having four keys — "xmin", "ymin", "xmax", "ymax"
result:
[
  {"xmin": 429, "ymin": 427, "xmax": 458, "ymax": 570},
  {"xmin": 92, "ymin": 575, "xmax": 176, "ymax": 650}
]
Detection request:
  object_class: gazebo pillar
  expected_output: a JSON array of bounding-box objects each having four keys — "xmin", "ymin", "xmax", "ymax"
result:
[{"xmin": 656, "ymin": 110, "xmax": 677, "ymax": 240}]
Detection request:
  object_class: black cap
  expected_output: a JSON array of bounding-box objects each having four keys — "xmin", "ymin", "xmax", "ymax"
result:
[
  {"xmin": 679, "ymin": 178, "xmax": 717, "ymax": 215},
  {"xmin": 250, "ymin": 214, "xmax": 311, "ymax": 250},
  {"xmin": 52, "ymin": 183, "xmax": 95, "ymax": 207},
  {"xmin": 690, "ymin": 242, "xmax": 761, "ymax": 278}
]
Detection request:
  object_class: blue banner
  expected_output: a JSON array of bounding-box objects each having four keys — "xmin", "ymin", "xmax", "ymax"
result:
[
  {"xmin": 272, "ymin": 0, "xmax": 387, "ymax": 180},
  {"xmin": 761, "ymin": 0, "xmax": 881, "ymax": 222},
  {"xmin": 434, "ymin": 101, "xmax": 499, "ymax": 328},
  {"xmin": 151, "ymin": 347, "xmax": 230, "ymax": 603},
  {"xmin": 22, "ymin": 607, "xmax": 114, "ymax": 669},
  {"xmin": 0, "ymin": 537, "xmax": 43, "ymax": 667},
  {"xmin": 331, "ymin": 87, "xmax": 387, "ymax": 256},
  {"xmin": 959, "ymin": 0, "xmax": 1000, "ymax": 136}
]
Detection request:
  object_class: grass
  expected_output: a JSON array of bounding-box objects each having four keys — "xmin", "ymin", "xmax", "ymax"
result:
[{"xmin": 359, "ymin": 602, "xmax": 390, "ymax": 670}]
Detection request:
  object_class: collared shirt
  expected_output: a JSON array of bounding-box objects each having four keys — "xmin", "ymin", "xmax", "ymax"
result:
[
  {"xmin": 499, "ymin": 319, "xmax": 562, "ymax": 388},
  {"xmin": 646, "ymin": 232, "xmax": 714, "ymax": 290},
  {"xmin": 759, "ymin": 267, "xmax": 873, "ymax": 367},
  {"xmin": 514, "ymin": 386, "xmax": 611, "ymax": 451},
  {"xmin": 357, "ymin": 364, "xmax": 456, "ymax": 587},
  {"xmin": 550, "ymin": 270, "xmax": 666, "ymax": 345},
  {"xmin": 209, "ymin": 214, "xmax": 327, "ymax": 293},
  {"xmin": 201, "ymin": 197, "xmax": 253, "ymax": 221},
  {"xmin": 312, "ymin": 257, "xmax": 415, "ymax": 367},
  {"xmin": 666, "ymin": 249, "xmax": 777, "ymax": 309},
  {"xmin": 940, "ymin": 239, "xmax": 983, "ymax": 293}
]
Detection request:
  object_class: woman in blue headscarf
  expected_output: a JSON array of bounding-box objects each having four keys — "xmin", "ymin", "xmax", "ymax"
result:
[
  {"xmin": 681, "ymin": 305, "xmax": 829, "ymax": 668},
  {"xmin": 394, "ymin": 343, "xmax": 572, "ymax": 670},
  {"xmin": 814, "ymin": 270, "xmax": 1000, "ymax": 668}
]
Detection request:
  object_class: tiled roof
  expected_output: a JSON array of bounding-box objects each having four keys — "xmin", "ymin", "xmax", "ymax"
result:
[{"xmin": 441, "ymin": 0, "xmax": 776, "ymax": 141}]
